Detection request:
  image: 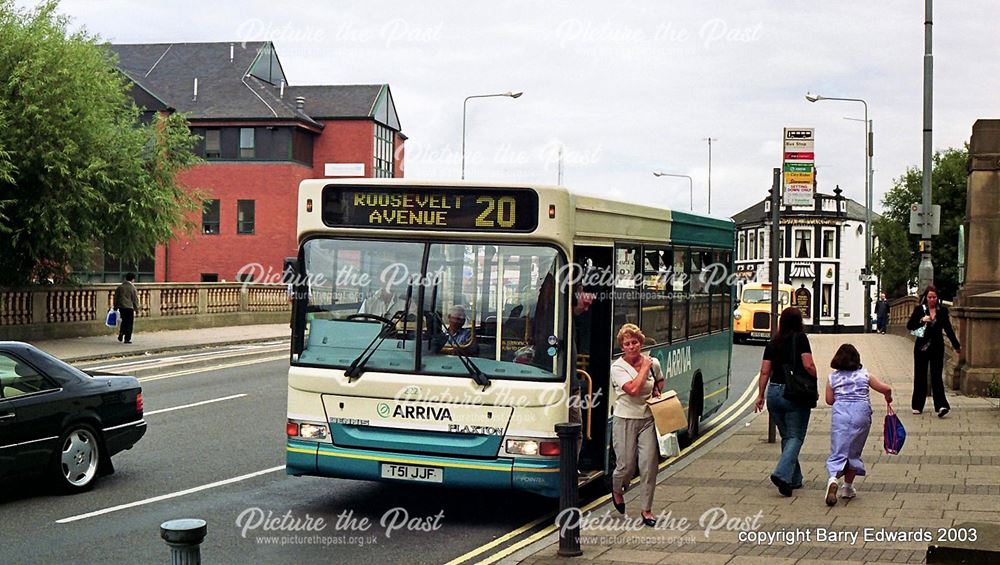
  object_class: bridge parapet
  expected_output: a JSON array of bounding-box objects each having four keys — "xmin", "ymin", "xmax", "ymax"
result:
[{"xmin": 0, "ymin": 283, "xmax": 290, "ymax": 341}]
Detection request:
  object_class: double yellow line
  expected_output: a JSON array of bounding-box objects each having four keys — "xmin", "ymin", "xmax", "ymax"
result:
[{"xmin": 445, "ymin": 375, "xmax": 760, "ymax": 565}]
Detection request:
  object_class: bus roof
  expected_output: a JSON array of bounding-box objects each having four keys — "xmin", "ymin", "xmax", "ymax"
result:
[{"xmin": 298, "ymin": 179, "xmax": 734, "ymax": 249}]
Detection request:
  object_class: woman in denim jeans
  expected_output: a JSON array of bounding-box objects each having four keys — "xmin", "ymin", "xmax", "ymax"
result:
[{"xmin": 753, "ymin": 307, "xmax": 818, "ymax": 496}]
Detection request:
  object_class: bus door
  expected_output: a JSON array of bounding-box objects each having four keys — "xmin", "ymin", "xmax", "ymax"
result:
[{"xmin": 572, "ymin": 246, "xmax": 613, "ymax": 473}]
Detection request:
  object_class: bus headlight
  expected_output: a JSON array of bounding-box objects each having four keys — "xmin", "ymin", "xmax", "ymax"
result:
[
  {"xmin": 287, "ymin": 419, "xmax": 331, "ymax": 442},
  {"xmin": 506, "ymin": 439, "xmax": 540, "ymax": 455},
  {"xmin": 505, "ymin": 438, "xmax": 560, "ymax": 457},
  {"xmin": 733, "ymin": 310, "xmax": 742, "ymax": 320}
]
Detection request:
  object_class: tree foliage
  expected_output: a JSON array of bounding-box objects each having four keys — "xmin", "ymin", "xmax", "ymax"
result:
[
  {"xmin": 0, "ymin": 1, "xmax": 201, "ymax": 286},
  {"xmin": 873, "ymin": 147, "xmax": 968, "ymax": 299}
]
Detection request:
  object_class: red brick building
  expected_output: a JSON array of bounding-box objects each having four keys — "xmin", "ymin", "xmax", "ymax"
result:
[{"xmin": 109, "ymin": 41, "xmax": 405, "ymax": 282}]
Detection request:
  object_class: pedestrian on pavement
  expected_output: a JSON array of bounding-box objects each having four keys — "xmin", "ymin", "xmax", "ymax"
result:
[
  {"xmin": 610, "ymin": 323, "xmax": 664, "ymax": 527},
  {"xmin": 875, "ymin": 293, "xmax": 890, "ymax": 334},
  {"xmin": 113, "ymin": 273, "xmax": 140, "ymax": 344},
  {"xmin": 754, "ymin": 306, "xmax": 817, "ymax": 497},
  {"xmin": 906, "ymin": 285, "xmax": 961, "ymax": 417},
  {"xmin": 823, "ymin": 343, "xmax": 894, "ymax": 506}
]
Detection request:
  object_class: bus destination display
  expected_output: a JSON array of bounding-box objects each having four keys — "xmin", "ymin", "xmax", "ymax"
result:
[{"xmin": 322, "ymin": 186, "xmax": 538, "ymax": 232}]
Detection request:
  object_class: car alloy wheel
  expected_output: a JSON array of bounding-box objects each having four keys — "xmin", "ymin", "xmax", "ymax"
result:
[{"xmin": 57, "ymin": 425, "xmax": 101, "ymax": 492}]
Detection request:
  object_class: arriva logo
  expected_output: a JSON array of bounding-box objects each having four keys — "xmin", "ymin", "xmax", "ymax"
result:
[
  {"xmin": 662, "ymin": 346, "xmax": 693, "ymax": 379},
  {"xmin": 393, "ymin": 404, "xmax": 453, "ymax": 421},
  {"xmin": 377, "ymin": 403, "xmax": 391, "ymax": 417}
]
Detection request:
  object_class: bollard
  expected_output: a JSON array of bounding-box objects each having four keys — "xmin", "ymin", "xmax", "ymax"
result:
[
  {"xmin": 161, "ymin": 518, "xmax": 207, "ymax": 565},
  {"xmin": 555, "ymin": 422, "xmax": 583, "ymax": 557},
  {"xmin": 767, "ymin": 413, "xmax": 777, "ymax": 444}
]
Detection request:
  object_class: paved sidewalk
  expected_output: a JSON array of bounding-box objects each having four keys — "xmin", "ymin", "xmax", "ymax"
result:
[
  {"xmin": 518, "ymin": 333, "xmax": 1000, "ymax": 564},
  {"xmin": 21, "ymin": 324, "xmax": 290, "ymax": 362}
]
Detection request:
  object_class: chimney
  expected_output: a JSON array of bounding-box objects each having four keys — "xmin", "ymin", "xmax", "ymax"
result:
[
  {"xmin": 295, "ymin": 96, "xmax": 305, "ymax": 112},
  {"xmin": 280, "ymin": 79, "xmax": 285, "ymax": 99},
  {"xmin": 229, "ymin": 42, "xmax": 234, "ymax": 63},
  {"xmin": 192, "ymin": 77, "xmax": 198, "ymax": 101}
]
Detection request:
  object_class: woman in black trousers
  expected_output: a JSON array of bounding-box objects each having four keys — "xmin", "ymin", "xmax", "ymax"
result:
[{"xmin": 906, "ymin": 286, "xmax": 961, "ymax": 417}]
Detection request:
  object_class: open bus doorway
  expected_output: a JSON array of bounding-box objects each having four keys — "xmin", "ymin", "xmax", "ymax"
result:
[{"xmin": 572, "ymin": 246, "xmax": 614, "ymax": 477}]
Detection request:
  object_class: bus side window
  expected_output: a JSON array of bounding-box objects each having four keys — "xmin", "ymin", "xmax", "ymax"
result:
[{"xmin": 612, "ymin": 244, "xmax": 640, "ymax": 353}]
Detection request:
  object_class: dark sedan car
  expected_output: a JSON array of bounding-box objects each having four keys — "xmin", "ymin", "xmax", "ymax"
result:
[{"xmin": 0, "ymin": 342, "xmax": 146, "ymax": 493}]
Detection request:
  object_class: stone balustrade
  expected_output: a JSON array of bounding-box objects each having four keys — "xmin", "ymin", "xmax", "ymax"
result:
[{"xmin": 0, "ymin": 283, "xmax": 290, "ymax": 341}]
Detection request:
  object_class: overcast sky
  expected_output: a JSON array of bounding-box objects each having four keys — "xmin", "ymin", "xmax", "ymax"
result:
[{"xmin": 40, "ymin": 0, "xmax": 999, "ymax": 218}]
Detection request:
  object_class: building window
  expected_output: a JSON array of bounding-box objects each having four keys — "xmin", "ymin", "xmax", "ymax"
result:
[
  {"xmin": 201, "ymin": 273, "xmax": 219, "ymax": 282},
  {"xmin": 794, "ymin": 228, "xmax": 812, "ymax": 258},
  {"xmin": 237, "ymin": 200, "xmax": 255, "ymax": 234},
  {"xmin": 205, "ymin": 129, "xmax": 221, "ymax": 159},
  {"xmin": 822, "ymin": 228, "xmax": 836, "ymax": 258},
  {"xmin": 748, "ymin": 231, "xmax": 756, "ymax": 260},
  {"xmin": 758, "ymin": 229, "xmax": 765, "ymax": 259},
  {"xmin": 738, "ymin": 233, "xmax": 746, "ymax": 261},
  {"xmin": 202, "ymin": 199, "xmax": 220, "ymax": 234},
  {"xmin": 779, "ymin": 228, "xmax": 785, "ymax": 258},
  {"xmin": 240, "ymin": 128, "xmax": 255, "ymax": 159},
  {"xmin": 373, "ymin": 123, "xmax": 394, "ymax": 178}
]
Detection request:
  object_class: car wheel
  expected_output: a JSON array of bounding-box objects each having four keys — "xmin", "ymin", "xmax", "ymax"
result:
[{"xmin": 53, "ymin": 424, "xmax": 102, "ymax": 494}]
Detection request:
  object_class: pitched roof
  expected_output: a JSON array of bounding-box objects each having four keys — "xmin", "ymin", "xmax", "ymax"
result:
[
  {"xmin": 109, "ymin": 41, "xmax": 401, "ymax": 131},
  {"xmin": 730, "ymin": 192, "xmax": 881, "ymax": 225}
]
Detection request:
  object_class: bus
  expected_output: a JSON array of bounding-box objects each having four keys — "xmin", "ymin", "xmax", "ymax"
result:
[{"xmin": 285, "ymin": 179, "xmax": 734, "ymax": 497}]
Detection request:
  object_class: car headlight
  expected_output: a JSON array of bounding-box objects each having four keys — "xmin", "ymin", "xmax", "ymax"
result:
[{"xmin": 733, "ymin": 310, "xmax": 742, "ymax": 320}]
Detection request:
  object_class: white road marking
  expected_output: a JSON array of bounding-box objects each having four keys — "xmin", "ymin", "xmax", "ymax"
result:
[
  {"xmin": 88, "ymin": 344, "xmax": 287, "ymax": 371},
  {"xmin": 56, "ymin": 465, "xmax": 286, "ymax": 524},
  {"xmin": 144, "ymin": 394, "xmax": 248, "ymax": 416},
  {"xmin": 138, "ymin": 354, "xmax": 288, "ymax": 382}
]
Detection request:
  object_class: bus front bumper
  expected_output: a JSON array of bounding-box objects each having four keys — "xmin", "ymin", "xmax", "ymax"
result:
[{"xmin": 286, "ymin": 439, "xmax": 561, "ymax": 497}]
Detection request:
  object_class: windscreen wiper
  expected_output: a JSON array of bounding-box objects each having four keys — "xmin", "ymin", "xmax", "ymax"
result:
[{"xmin": 427, "ymin": 309, "xmax": 491, "ymax": 389}]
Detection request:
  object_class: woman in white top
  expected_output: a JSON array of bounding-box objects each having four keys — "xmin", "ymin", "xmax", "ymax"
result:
[{"xmin": 609, "ymin": 323, "xmax": 664, "ymax": 527}]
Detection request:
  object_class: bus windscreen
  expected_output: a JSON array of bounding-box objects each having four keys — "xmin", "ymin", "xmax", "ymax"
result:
[{"xmin": 321, "ymin": 186, "xmax": 539, "ymax": 232}]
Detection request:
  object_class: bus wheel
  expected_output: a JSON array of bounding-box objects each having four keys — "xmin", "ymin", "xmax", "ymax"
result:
[{"xmin": 686, "ymin": 377, "xmax": 704, "ymax": 444}]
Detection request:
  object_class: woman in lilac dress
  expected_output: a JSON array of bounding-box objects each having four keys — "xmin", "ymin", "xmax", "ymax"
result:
[{"xmin": 824, "ymin": 344, "xmax": 894, "ymax": 506}]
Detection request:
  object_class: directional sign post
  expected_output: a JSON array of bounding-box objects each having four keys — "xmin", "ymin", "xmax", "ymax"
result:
[{"xmin": 783, "ymin": 128, "xmax": 815, "ymax": 206}]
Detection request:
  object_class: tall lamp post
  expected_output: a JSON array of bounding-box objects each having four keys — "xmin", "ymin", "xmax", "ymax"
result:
[
  {"xmin": 806, "ymin": 92, "xmax": 873, "ymax": 332},
  {"xmin": 703, "ymin": 137, "xmax": 718, "ymax": 214},
  {"xmin": 652, "ymin": 172, "xmax": 694, "ymax": 211},
  {"xmin": 461, "ymin": 91, "xmax": 523, "ymax": 179}
]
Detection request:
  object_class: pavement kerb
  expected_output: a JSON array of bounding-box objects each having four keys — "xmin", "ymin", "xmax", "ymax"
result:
[{"xmin": 64, "ymin": 335, "xmax": 290, "ymax": 364}]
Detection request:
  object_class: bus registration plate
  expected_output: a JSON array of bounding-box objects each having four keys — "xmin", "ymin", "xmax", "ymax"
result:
[{"xmin": 381, "ymin": 463, "xmax": 443, "ymax": 483}]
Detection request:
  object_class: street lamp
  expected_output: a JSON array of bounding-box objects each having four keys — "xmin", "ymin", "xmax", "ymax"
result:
[
  {"xmin": 461, "ymin": 91, "xmax": 523, "ymax": 179},
  {"xmin": 652, "ymin": 172, "xmax": 693, "ymax": 211},
  {"xmin": 805, "ymin": 92, "xmax": 874, "ymax": 333},
  {"xmin": 703, "ymin": 137, "xmax": 718, "ymax": 214}
]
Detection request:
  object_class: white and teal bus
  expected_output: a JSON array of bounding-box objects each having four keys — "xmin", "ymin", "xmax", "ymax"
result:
[{"xmin": 286, "ymin": 180, "xmax": 734, "ymax": 497}]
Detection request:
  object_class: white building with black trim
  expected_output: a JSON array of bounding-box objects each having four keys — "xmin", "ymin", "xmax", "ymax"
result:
[{"xmin": 730, "ymin": 186, "xmax": 880, "ymax": 333}]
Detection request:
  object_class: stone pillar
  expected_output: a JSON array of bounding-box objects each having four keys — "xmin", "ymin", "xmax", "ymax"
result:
[{"xmin": 953, "ymin": 119, "xmax": 1000, "ymax": 395}]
